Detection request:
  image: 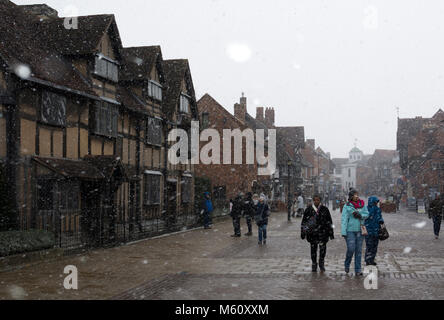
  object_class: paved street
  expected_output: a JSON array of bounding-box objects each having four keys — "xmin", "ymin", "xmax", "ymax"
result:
[{"xmin": 1, "ymin": 206, "xmax": 443, "ymax": 300}]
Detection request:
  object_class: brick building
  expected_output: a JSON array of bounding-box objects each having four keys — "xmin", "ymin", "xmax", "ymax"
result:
[
  {"xmin": 195, "ymin": 93, "xmax": 258, "ymax": 208},
  {"xmin": 397, "ymin": 109, "xmax": 444, "ymax": 200}
]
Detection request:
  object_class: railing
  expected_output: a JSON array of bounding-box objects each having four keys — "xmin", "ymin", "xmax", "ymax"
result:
[{"xmin": 0, "ymin": 199, "xmax": 208, "ymax": 257}]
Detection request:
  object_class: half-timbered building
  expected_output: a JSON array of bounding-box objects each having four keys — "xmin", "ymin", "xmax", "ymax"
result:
[{"xmin": 0, "ymin": 0, "xmax": 198, "ymax": 251}]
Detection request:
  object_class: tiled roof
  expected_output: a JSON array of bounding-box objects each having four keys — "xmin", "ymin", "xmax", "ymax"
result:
[
  {"xmin": 0, "ymin": 1, "xmax": 98, "ymax": 98},
  {"xmin": 197, "ymin": 93, "xmax": 246, "ymax": 128},
  {"xmin": 33, "ymin": 156, "xmax": 104, "ymax": 180},
  {"xmin": 34, "ymin": 14, "xmax": 118, "ymax": 56},
  {"xmin": 162, "ymin": 59, "xmax": 197, "ymax": 119},
  {"xmin": 116, "ymin": 87, "xmax": 149, "ymax": 115},
  {"xmin": 120, "ymin": 46, "xmax": 163, "ymax": 82}
]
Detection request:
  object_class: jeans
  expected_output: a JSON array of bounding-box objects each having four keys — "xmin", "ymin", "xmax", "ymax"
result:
[
  {"xmin": 345, "ymin": 231, "xmax": 364, "ymax": 272},
  {"xmin": 258, "ymin": 224, "xmax": 267, "ymax": 242},
  {"xmin": 310, "ymin": 242, "xmax": 327, "ymax": 265},
  {"xmin": 245, "ymin": 216, "xmax": 252, "ymax": 233},
  {"xmin": 232, "ymin": 216, "xmax": 241, "ymax": 236},
  {"xmin": 203, "ymin": 211, "xmax": 211, "ymax": 228},
  {"xmin": 433, "ymin": 215, "xmax": 442, "ymax": 236},
  {"xmin": 365, "ymin": 234, "xmax": 379, "ymax": 264}
]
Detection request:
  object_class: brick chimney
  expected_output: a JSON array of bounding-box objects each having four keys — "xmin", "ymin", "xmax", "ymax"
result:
[
  {"xmin": 306, "ymin": 139, "xmax": 315, "ymax": 150},
  {"xmin": 256, "ymin": 107, "xmax": 264, "ymax": 122},
  {"xmin": 234, "ymin": 93, "xmax": 247, "ymax": 122},
  {"xmin": 265, "ymin": 107, "xmax": 275, "ymax": 128}
]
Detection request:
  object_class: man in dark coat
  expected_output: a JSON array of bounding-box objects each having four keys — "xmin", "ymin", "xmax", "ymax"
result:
[
  {"xmin": 243, "ymin": 192, "xmax": 255, "ymax": 236},
  {"xmin": 255, "ymin": 194, "xmax": 270, "ymax": 245},
  {"xmin": 301, "ymin": 194, "xmax": 334, "ymax": 272},
  {"xmin": 230, "ymin": 193, "xmax": 244, "ymax": 237},
  {"xmin": 429, "ymin": 194, "xmax": 443, "ymax": 239}
]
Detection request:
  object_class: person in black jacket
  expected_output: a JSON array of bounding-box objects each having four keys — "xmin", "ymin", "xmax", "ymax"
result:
[
  {"xmin": 255, "ymin": 194, "xmax": 270, "ymax": 245},
  {"xmin": 301, "ymin": 194, "xmax": 335, "ymax": 272},
  {"xmin": 429, "ymin": 194, "xmax": 443, "ymax": 239},
  {"xmin": 243, "ymin": 192, "xmax": 256, "ymax": 236},
  {"xmin": 230, "ymin": 193, "xmax": 244, "ymax": 237}
]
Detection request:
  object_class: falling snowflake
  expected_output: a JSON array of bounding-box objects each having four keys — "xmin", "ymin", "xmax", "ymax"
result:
[
  {"xmin": 142, "ymin": 260, "xmax": 148, "ymax": 264},
  {"xmin": 413, "ymin": 221, "xmax": 427, "ymax": 229},
  {"xmin": 403, "ymin": 247, "xmax": 412, "ymax": 254},
  {"xmin": 226, "ymin": 43, "xmax": 252, "ymax": 63},
  {"xmin": 9, "ymin": 285, "xmax": 27, "ymax": 300},
  {"xmin": 13, "ymin": 64, "xmax": 31, "ymax": 79}
]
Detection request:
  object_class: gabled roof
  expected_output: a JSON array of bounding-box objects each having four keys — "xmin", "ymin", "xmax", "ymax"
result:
[
  {"xmin": 120, "ymin": 46, "xmax": 164, "ymax": 82},
  {"xmin": 34, "ymin": 14, "xmax": 122, "ymax": 57},
  {"xmin": 276, "ymin": 127, "xmax": 305, "ymax": 149},
  {"xmin": 197, "ymin": 93, "xmax": 246, "ymax": 128},
  {"xmin": 162, "ymin": 59, "xmax": 197, "ymax": 119},
  {"xmin": 245, "ymin": 113, "xmax": 268, "ymax": 131},
  {"xmin": 0, "ymin": 0, "xmax": 98, "ymax": 98}
]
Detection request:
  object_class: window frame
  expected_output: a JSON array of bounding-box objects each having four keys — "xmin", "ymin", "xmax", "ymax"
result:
[
  {"xmin": 145, "ymin": 117, "xmax": 162, "ymax": 146},
  {"xmin": 143, "ymin": 173, "xmax": 161, "ymax": 206},
  {"xmin": 93, "ymin": 101, "xmax": 119, "ymax": 138},
  {"xmin": 147, "ymin": 80, "xmax": 163, "ymax": 102},
  {"xmin": 179, "ymin": 93, "xmax": 190, "ymax": 114},
  {"xmin": 181, "ymin": 176, "xmax": 192, "ymax": 204},
  {"xmin": 40, "ymin": 91, "xmax": 67, "ymax": 127},
  {"xmin": 94, "ymin": 54, "xmax": 119, "ymax": 83}
]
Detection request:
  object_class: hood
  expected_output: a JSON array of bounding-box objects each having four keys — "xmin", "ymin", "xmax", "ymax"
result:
[{"xmin": 368, "ymin": 196, "xmax": 380, "ymax": 207}]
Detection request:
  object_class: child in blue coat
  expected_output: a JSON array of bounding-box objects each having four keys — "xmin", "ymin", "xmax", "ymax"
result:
[{"xmin": 364, "ymin": 196, "xmax": 385, "ymax": 266}]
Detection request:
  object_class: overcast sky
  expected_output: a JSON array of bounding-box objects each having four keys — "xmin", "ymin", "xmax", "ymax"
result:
[{"xmin": 15, "ymin": 0, "xmax": 444, "ymax": 158}]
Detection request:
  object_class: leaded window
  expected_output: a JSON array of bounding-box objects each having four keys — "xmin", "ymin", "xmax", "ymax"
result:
[
  {"xmin": 147, "ymin": 80, "xmax": 162, "ymax": 101},
  {"xmin": 180, "ymin": 94, "xmax": 190, "ymax": 113},
  {"xmin": 181, "ymin": 177, "xmax": 192, "ymax": 203},
  {"xmin": 41, "ymin": 91, "xmax": 66, "ymax": 126},
  {"xmin": 94, "ymin": 55, "xmax": 119, "ymax": 82},
  {"xmin": 144, "ymin": 174, "xmax": 161, "ymax": 205},
  {"xmin": 93, "ymin": 101, "xmax": 118, "ymax": 138},
  {"xmin": 201, "ymin": 112, "xmax": 209, "ymax": 129},
  {"xmin": 146, "ymin": 117, "xmax": 162, "ymax": 146}
]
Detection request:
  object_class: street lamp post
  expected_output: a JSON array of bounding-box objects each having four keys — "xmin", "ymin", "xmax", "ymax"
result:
[{"xmin": 287, "ymin": 159, "xmax": 292, "ymax": 221}]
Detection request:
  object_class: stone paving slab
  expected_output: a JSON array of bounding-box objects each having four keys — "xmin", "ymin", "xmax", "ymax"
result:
[{"xmin": 0, "ymin": 208, "xmax": 443, "ymax": 300}]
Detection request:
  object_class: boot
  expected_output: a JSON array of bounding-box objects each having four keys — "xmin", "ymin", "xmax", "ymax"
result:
[
  {"xmin": 312, "ymin": 263, "xmax": 318, "ymax": 272},
  {"xmin": 319, "ymin": 260, "xmax": 326, "ymax": 272}
]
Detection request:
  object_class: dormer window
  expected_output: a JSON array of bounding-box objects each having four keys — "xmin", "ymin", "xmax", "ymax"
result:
[
  {"xmin": 180, "ymin": 93, "xmax": 190, "ymax": 113},
  {"xmin": 147, "ymin": 80, "xmax": 162, "ymax": 101},
  {"xmin": 94, "ymin": 54, "xmax": 118, "ymax": 82}
]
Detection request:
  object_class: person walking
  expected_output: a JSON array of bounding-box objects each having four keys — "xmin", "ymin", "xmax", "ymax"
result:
[
  {"xmin": 243, "ymin": 192, "xmax": 255, "ymax": 236},
  {"xmin": 230, "ymin": 193, "xmax": 243, "ymax": 237},
  {"xmin": 201, "ymin": 192, "xmax": 213, "ymax": 229},
  {"xmin": 297, "ymin": 193, "xmax": 305, "ymax": 218},
  {"xmin": 287, "ymin": 195, "xmax": 293, "ymax": 222},
  {"xmin": 255, "ymin": 194, "xmax": 270, "ymax": 245},
  {"xmin": 301, "ymin": 194, "xmax": 334, "ymax": 272},
  {"xmin": 364, "ymin": 196, "xmax": 385, "ymax": 266},
  {"xmin": 341, "ymin": 188, "xmax": 369, "ymax": 276},
  {"xmin": 428, "ymin": 194, "xmax": 443, "ymax": 239}
]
